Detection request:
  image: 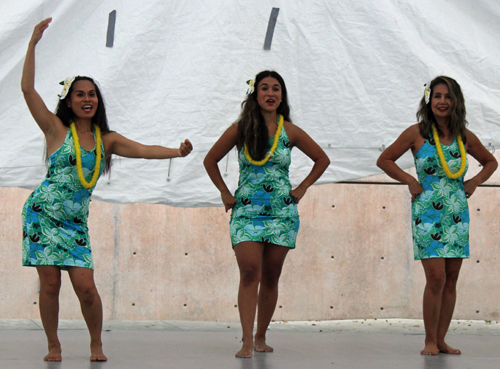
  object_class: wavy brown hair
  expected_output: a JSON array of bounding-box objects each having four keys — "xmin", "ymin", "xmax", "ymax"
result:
[
  {"xmin": 54, "ymin": 76, "xmax": 112, "ymax": 172},
  {"xmin": 236, "ymin": 71, "xmax": 292, "ymax": 160},
  {"xmin": 416, "ymin": 75, "xmax": 467, "ymax": 144}
]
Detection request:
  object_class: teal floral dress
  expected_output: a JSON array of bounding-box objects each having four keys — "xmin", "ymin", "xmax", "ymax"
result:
[
  {"xmin": 22, "ymin": 128, "xmax": 105, "ymax": 269},
  {"xmin": 412, "ymin": 135, "xmax": 469, "ymax": 260},
  {"xmin": 230, "ymin": 125, "xmax": 300, "ymax": 248}
]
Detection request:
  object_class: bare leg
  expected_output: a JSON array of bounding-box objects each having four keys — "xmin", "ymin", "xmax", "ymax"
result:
[
  {"xmin": 421, "ymin": 258, "xmax": 446, "ymax": 355},
  {"xmin": 255, "ymin": 244, "xmax": 289, "ymax": 352},
  {"xmin": 36, "ymin": 266, "xmax": 62, "ymax": 361},
  {"xmin": 67, "ymin": 267, "xmax": 107, "ymax": 361},
  {"xmin": 234, "ymin": 242, "xmax": 265, "ymax": 358},
  {"xmin": 436, "ymin": 258, "xmax": 462, "ymax": 354}
]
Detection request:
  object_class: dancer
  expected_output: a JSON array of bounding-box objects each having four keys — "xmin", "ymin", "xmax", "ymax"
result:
[
  {"xmin": 377, "ymin": 76, "xmax": 497, "ymax": 355},
  {"xmin": 21, "ymin": 18, "xmax": 192, "ymax": 362},
  {"xmin": 204, "ymin": 71, "xmax": 330, "ymax": 358}
]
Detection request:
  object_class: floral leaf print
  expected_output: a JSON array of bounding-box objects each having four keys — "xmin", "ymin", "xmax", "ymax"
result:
[
  {"xmin": 457, "ymin": 222, "xmax": 469, "ymax": 235},
  {"xmin": 417, "ymin": 222, "xmax": 433, "ymax": 236},
  {"xmin": 431, "ymin": 178, "xmax": 454, "ymax": 198},
  {"xmin": 244, "ymin": 224, "xmax": 265, "ymax": 237},
  {"xmin": 443, "ymin": 194, "xmax": 464, "ymax": 213},
  {"xmin": 63, "ymin": 200, "xmax": 82, "ymax": 215}
]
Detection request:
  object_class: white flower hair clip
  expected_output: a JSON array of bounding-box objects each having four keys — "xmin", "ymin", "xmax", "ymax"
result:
[
  {"xmin": 58, "ymin": 76, "xmax": 76, "ymax": 100},
  {"xmin": 423, "ymin": 81, "xmax": 431, "ymax": 104},
  {"xmin": 246, "ymin": 79, "xmax": 255, "ymax": 95}
]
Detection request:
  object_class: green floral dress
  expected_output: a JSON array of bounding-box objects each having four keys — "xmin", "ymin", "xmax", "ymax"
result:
[
  {"xmin": 22, "ymin": 128, "xmax": 105, "ymax": 269},
  {"xmin": 230, "ymin": 126, "xmax": 299, "ymax": 248},
  {"xmin": 412, "ymin": 135, "xmax": 469, "ymax": 260}
]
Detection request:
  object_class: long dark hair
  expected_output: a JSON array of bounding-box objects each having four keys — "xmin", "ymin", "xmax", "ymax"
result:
[
  {"xmin": 55, "ymin": 76, "xmax": 112, "ymax": 172},
  {"xmin": 416, "ymin": 75, "xmax": 467, "ymax": 144},
  {"xmin": 236, "ymin": 70, "xmax": 292, "ymax": 160}
]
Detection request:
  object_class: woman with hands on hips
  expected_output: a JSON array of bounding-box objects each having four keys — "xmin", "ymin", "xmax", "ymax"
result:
[
  {"xmin": 21, "ymin": 18, "xmax": 192, "ymax": 362},
  {"xmin": 204, "ymin": 70, "xmax": 330, "ymax": 358},
  {"xmin": 377, "ymin": 76, "xmax": 497, "ymax": 355}
]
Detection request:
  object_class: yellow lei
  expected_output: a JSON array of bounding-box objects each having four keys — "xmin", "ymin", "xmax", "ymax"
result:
[
  {"xmin": 69, "ymin": 122, "xmax": 102, "ymax": 189},
  {"xmin": 244, "ymin": 115, "xmax": 284, "ymax": 166},
  {"xmin": 431, "ymin": 124, "xmax": 466, "ymax": 179}
]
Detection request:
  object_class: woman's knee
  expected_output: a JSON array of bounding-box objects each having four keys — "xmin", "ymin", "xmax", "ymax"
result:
[
  {"xmin": 426, "ymin": 271, "xmax": 446, "ymax": 292},
  {"xmin": 39, "ymin": 276, "xmax": 62, "ymax": 295},
  {"xmin": 239, "ymin": 265, "xmax": 261, "ymax": 286},
  {"xmin": 74, "ymin": 284, "xmax": 99, "ymax": 305}
]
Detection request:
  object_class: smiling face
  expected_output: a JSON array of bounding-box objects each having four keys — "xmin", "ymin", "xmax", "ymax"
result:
[
  {"xmin": 256, "ymin": 77, "xmax": 282, "ymax": 114},
  {"xmin": 431, "ymin": 83, "xmax": 453, "ymax": 122},
  {"xmin": 67, "ymin": 80, "xmax": 99, "ymax": 120}
]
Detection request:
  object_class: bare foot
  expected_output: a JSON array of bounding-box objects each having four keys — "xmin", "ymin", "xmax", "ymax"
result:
[
  {"xmin": 438, "ymin": 342, "xmax": 461, "ymax": 355},
  {"xmin": 44, "ymin": 345, "xmax": 62, "ymax": 362},
  {"xmin": 254, "ymin": 338, "xmax": 274, "ymax": 353},
  {"xmin": 90, "ymin": 343, "xmax": 107, "ymax": 362},
  {"xmin": 421, "ymin": 342, "xmax": 439, "ymax": 355},
  {"xmin": 235, "ymin": 338, "xmax": 253, "ymax": 359}
]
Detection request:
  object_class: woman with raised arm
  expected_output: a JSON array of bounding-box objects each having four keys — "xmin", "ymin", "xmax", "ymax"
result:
[
  {"xmin": 204, "ymin": 70, "xmax": 330, "ymax": 358},
  {"xmin": 377, "ymin": 76, "xmax": 497, "ymax": 355},
  {"xmin": 21, "ymin": 18, "xmax": 192, "ymax": 362}
]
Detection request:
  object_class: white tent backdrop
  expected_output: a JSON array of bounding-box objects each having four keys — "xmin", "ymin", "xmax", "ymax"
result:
[{"xmin": 1, "ymin": 0, "xmax": 499, "ymax": 206}]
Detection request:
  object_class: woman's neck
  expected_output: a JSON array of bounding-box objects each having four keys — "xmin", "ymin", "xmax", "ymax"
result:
[{"xmin": 73, "ymin": 118, "xmax": 93, "ymax": 132}]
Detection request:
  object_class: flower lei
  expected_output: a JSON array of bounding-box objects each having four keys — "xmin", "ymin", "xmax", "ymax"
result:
[
  {"xmin": 69, "ymin": 122, "xmax": 102, "ymax": 189},
  {"xmin": 431, "ymin": 124, "xmax": 466, "ymax": 179},
  {"xmin": 244, "ymin": 115, "xmax": 284, "ymax": 166}
]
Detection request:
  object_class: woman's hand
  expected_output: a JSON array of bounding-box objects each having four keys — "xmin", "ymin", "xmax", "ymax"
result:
[
  {"xmin": 463, "ymin": 178, "xmax": 479, "ymax": 198},
  {"xmin": 178, "ymin": 139, "xmax": 193, "ymax": 157},
  {"xmin": 408, "ymin": 178, "xmax": 424, "ymax": 202},
  {"xmin": 221, "ymin": 190, "xmax": 237, "ymax": 212},
  {"xmin": 30, "ymin": 18, "xmax": 52, "ymax": 46},
  {"xmin": 289, "ymin": 185, "xmax": 307, "ymax": 204}
]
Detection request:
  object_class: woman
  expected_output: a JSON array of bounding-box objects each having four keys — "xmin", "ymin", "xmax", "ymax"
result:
[
  {"xmin": 21, "ymin": 18, "xmax": 192, "ymax": 362},
  {"xmin": 377, "ymin": 76, "xmax": 497, "ymax": 355},
  {"xmin": 204, "ymin": 71, "xmax": 330, "ymax": 358}
]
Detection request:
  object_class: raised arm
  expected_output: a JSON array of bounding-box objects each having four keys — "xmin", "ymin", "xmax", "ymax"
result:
[
  {"xmin": 21, "ymin": 18, "xmax": 61, "ymax": 136},
  {"xmin": 203, "ymin": 124, "xmax": 239, "ymax": 212},
  {"xmin": 103, "ymin": 132, "xmax": 192, "ymax": 160},
  {"xmin": 285, "ymin": 122, "xmax": 330, "ymax": 203},
  {"xmin": 376, "ymin": 124, "xmax": 423, "ymax": 201},
  {"xmin": 463, "ymin": 129, "xmax": 498, "ymax": 197}
]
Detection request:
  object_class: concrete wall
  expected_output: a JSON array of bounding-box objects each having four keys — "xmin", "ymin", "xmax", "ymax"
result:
[{"xmin": 1, "ymin": 156, "xmax": 500, "ymax": 321}]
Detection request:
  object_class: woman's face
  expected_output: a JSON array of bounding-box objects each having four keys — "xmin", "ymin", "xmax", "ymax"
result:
[
  {"xmin": 67, "ymin": 80, "xmax": 99, "ymax": 120},
  {"xmin": 431, "ymin": 83, "xmax": 453, "ymax": 121},
  {"xmin": 256, "ymin": 77, "xmax": 282, "ymax": 114}
]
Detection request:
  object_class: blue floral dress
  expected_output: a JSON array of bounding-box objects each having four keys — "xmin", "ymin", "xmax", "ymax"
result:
[
  {"xmin": 22, "ymin": 128, "xmax": 105, "ymax": 269},
  {"xmin": 230, "ymin": 125, "xmax": 300, "ymax": 248},
  {"xmin": 412, "ymin": 135, "xmax": 469, "ymax": 260}
]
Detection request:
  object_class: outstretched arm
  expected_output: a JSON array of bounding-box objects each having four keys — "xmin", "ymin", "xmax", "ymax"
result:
[
  {"xmin": 463, "ymin": 129, "xmax": 497, "ymax": 197},
  {"xmin": 21, "ymin": 18, "xmax": 61, "ymax": 136},
  {"xmin": 203, "ymin": 124, "xmax": 238, "ymax": 212},
  {"xmin": 103, "ymin": 132, "xmax": 192, "ymax": 159},
  {"xmin": 286, "ymin": 122, "xmax": 330, "ymax": 203},
  {"xmin": 377, "ymin": 124, "xmax": 423, "ymax": 201}
]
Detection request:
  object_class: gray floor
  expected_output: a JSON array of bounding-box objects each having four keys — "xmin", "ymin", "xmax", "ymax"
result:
[{"xmin": 1, "ymin": 319, "xmax": 500, "ymax": 369}]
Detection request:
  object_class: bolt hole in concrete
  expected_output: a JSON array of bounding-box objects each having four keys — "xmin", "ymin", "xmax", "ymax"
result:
[
  {"xmin": 477, "ymin": 260, "xmax": 480, "ymax": 263},
  {"xmin": 331, "ymin": 204, "xmax": 335, "ymax": 208},
  {"xmin": 477, "ymin": 208, "xmax": 481, "ymax": 211},
  {"xmin": 132, "ymin": 303, "xmax": 135, "ymax": 306},
  {"xmin": 380, "ymin": 307, "xmax": 384, "ymax": 310},
  {"xmin": 279, "ymin": 306, "xmax": 282, "ymax": 308},
  {"xmin": 382, "ymin": 206, "xmax": 386, "ymax": 209},
  {"xmin": 381, "ymin": 257, "xmax": 384, "ymax": 260},
  {"xmin": 185, "ymin": 253, "xmax": 188, "ymax": 256},
  {"xmin": 133, "ymin": 252, "xmax": 136, "ymax": 255},
  {"xmin": 331, "ymin": 256, "xmax": 334, "ymax": 259},
  {"xmin": 234, "ymin": 305, "xmax": 237, "ymax": 308},
  {"xmin": 183, "ymin": 304, "xmax": 187, "ymax": 307}
]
